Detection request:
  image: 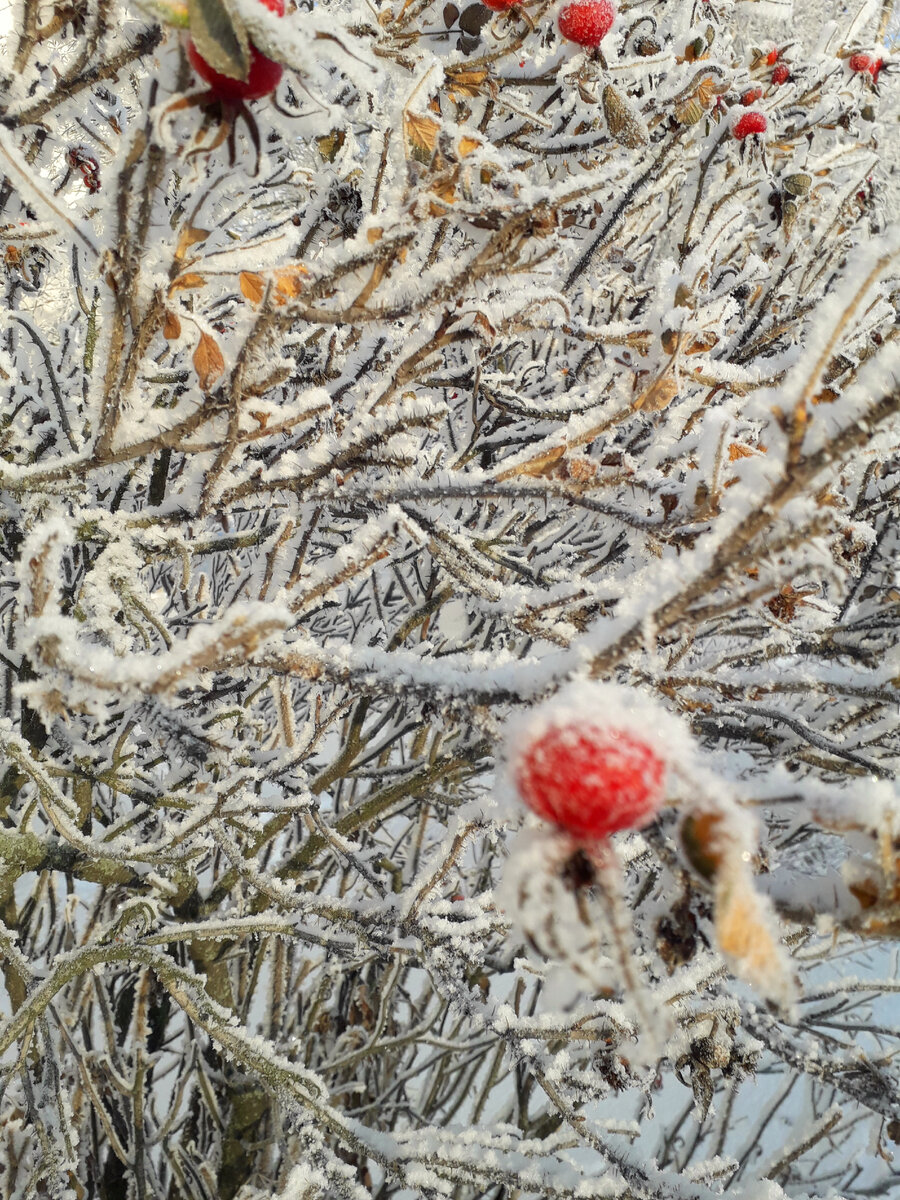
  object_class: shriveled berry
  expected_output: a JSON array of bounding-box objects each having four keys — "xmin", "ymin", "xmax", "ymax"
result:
[
  {"xmin": 514, "ymin": 723, "xmax": 666, "ymax": 840},
  {"xmin": 741, "ymin": 87, "xmax": 763, "ymax": 105},
  {"xmin": 558, "ymin": 0, "xmax": 616, "ymax": 48},
  {"xmin": 733, "ymin": 110, "xmax": 768, "ymax": 139},
  {"xmin": 771, "ymin": 63, "xmax": 790, "ymax": 85},
  {"xmin": 188, "ymin": 0, "xmax": 285, "ymax": 103}
]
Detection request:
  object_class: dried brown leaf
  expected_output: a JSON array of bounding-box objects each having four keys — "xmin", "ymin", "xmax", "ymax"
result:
[
  {"xmin": 175, "ymin": 224, "xmax": 211, "ymax": 262},
  {"xmin": 240, "ymin": 271, "xmax": 265, "ymax": 305},
  {"xmin": 193, "ymin": 331, "xmax": 225, "ymax": 392},
  {"xmin": 170, "ymin": 273, "xmax": 206, "ymax": 293},
  {"xmin": 163, "ymin": 310, "xmax": 182, "ymax": 340}
]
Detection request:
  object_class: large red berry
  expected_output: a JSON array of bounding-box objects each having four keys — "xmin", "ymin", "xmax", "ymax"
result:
[
  {"xmin": 188, "ymin": 0, "xmax": 284, "ymax": 102},
  {"xmin": 514, "ymin": 723, "xmax": 665, "ymax": 840},
  {"xmin": 733, "ymin": 111, "xmax": 767, "ymax": 139},
  {"xmin": 848, "ymin": 52, "xmax": 875, "ymax": 73},
  {"xmin": 771, "ymin": 63, "xmax": 790, "ymax": 85},
  {"xmin": 558, "ymin": 0, "xmax": 616, "ymax": 47}
]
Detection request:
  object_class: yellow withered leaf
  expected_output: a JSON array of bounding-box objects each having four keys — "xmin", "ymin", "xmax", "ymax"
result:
[
  {"xmin": 728, "ymin": 441, "xmax": 757, "ymax": 461},
  {"xmin": 674, "ymin": 97, "xmax": 704, "ymax": 126},
  {"xmin": 634, "ymin": 372, "xmax": 679, "ymax": 412},
  {"xmin": 240, "ymin": 271, "xmax": 265, "ymax": 305},
  {"xmin": 405, "ymin": 112, "xmax": 440, "ymax": 161},
  {"xmin": 445, "ymin": 67, "xmax": 489, "ymax": 99},
  {"xmin": 458, "ymin": 136, "xmax": 481, "ymax": 158},
  {"xmin": 317, "ymin": 130, "xmax": 345, "ymax": 161},
  {"xmin": 685, "ymin": 331, "xmax": 719, "ymax": 354},
  {"xmin": 170, "ymin": 273, "xmax": 206, "ymax": 292},
  {"xmin": 273, "ymin": 265, "xmax": 308, "ymax": 304},
  {"xmin": 193, "ymin": 331, "xmax": 225, "ymax": 393},
  {"xmin": 715, "ymin": 869, "xmax": 796, "ymax": 1006},
  {"xmin": 175, "ymin": 224, "xmax": 211, "ymax": 262}
]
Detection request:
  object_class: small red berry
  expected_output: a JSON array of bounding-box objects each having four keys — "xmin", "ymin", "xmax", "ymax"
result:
[
  {"xmin": 483, "ymin": 0, "xmax": 519, "ymax": 9},
  {"xmin": 766, "ymin": 48, "xmax": 779, "ymax": 66},
  {"xmin": 733, "ymin": 111, "xmax": 768, "ymax": 139},
  {"xmin": 188, "ymin": 0, "xmax": 285, "ymax": 102},
  {"xmin": 558, "ymin": 0, "xmax": 616, "ymax": 48},
  {"xmin": 848, "ymin": 52, "xmax": 875, "ymax": 73},
  {"xmin": 771, "ymin": 63, "xmax": 790, "ymax": 85},
  {"xmin": 870, "ymin": 57, "xmax": 886, "ymax": 82},
  {"xmin": 514, "ymin": 723, "xmax": 665, "ymax": 840},
  {"xmin": 740, "ymin": 87, "xmax": 763, "ymax": 105}
]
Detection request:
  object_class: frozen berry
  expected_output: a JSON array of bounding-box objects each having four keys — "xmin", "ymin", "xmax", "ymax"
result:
[
  {"xmin": 766, "ymin": 47, "xmax": 779, "ymax": 66},
  {"xmin": 482, "ymin": 0, "xmax": 520, "ymax": 8},
  {"xmin": 848, "ymin": 52, "xmax": 875, "ymax": 73},
  {"xmin": 740, "ymin": 87, "xmax": 763, "ymax": 105},
  {"xmin": 558, "ymin": 0, "xmax": 616, "ymax": 47},
  {"xmin": 188, "ymin": 0, "xmax": 285, "ymax": 103},
  {"xmin": 514, "ymin": 723, "xmax": 666, "ymax": 840},
  {"xmin": 733, "ymin": 111, "xmax": 767, "ymax": 139},
  {"xmin": 771, "ymin": 63, "xmax": 790, "ymax": 85}
]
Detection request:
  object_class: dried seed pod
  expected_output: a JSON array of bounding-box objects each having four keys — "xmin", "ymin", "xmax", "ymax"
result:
[
  {"xmin": 602, "ymin": 84, "xmax": 649, "ymax": 147},
  {"xmin": 782, "ymin": 171, "xmax": 811, "ymax": 196}
]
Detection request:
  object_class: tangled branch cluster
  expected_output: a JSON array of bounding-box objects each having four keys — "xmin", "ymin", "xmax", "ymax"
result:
[{"xmin": 0, "ymin": 0, "xmax": 898, "ymax": 1195}]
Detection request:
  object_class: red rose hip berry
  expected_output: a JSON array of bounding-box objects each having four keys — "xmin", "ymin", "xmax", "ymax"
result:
[
  {"xmin": 740, "ymin": 86, "xmax": 763, "ymax": 105},
  {"xmin": 483, "ymin": 0, "xmax": 520, "ymax": 9},
  {"xmin": 558, "ymin": 0, "xmax": 616, "ymax": 47},
  {"xmin": 514, "ymin": 723, "xmax": 666, "ymax": 840},
  {"xmin": 188, "ymin": 0, "xmax": 285, "ymax": 102},
  {"xmin": 733, "ymin": 111, "xmax": 767, "ymax": 139},
  {"xmin": 848, "ymin": 52, "xmax": 875, "ymax": 73},
  {"xmin": 771, "ymin": 63, "xmax": 790, "ymax": 85}
]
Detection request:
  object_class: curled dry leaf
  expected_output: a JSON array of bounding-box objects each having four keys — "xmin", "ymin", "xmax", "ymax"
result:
[
  {"xmin": 193, "ymin": 330, "xmax": 225, "ymax": 392},
  {"xmin": 163, "ymin": 310, "xmax": 182, "ymax": 340}
]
